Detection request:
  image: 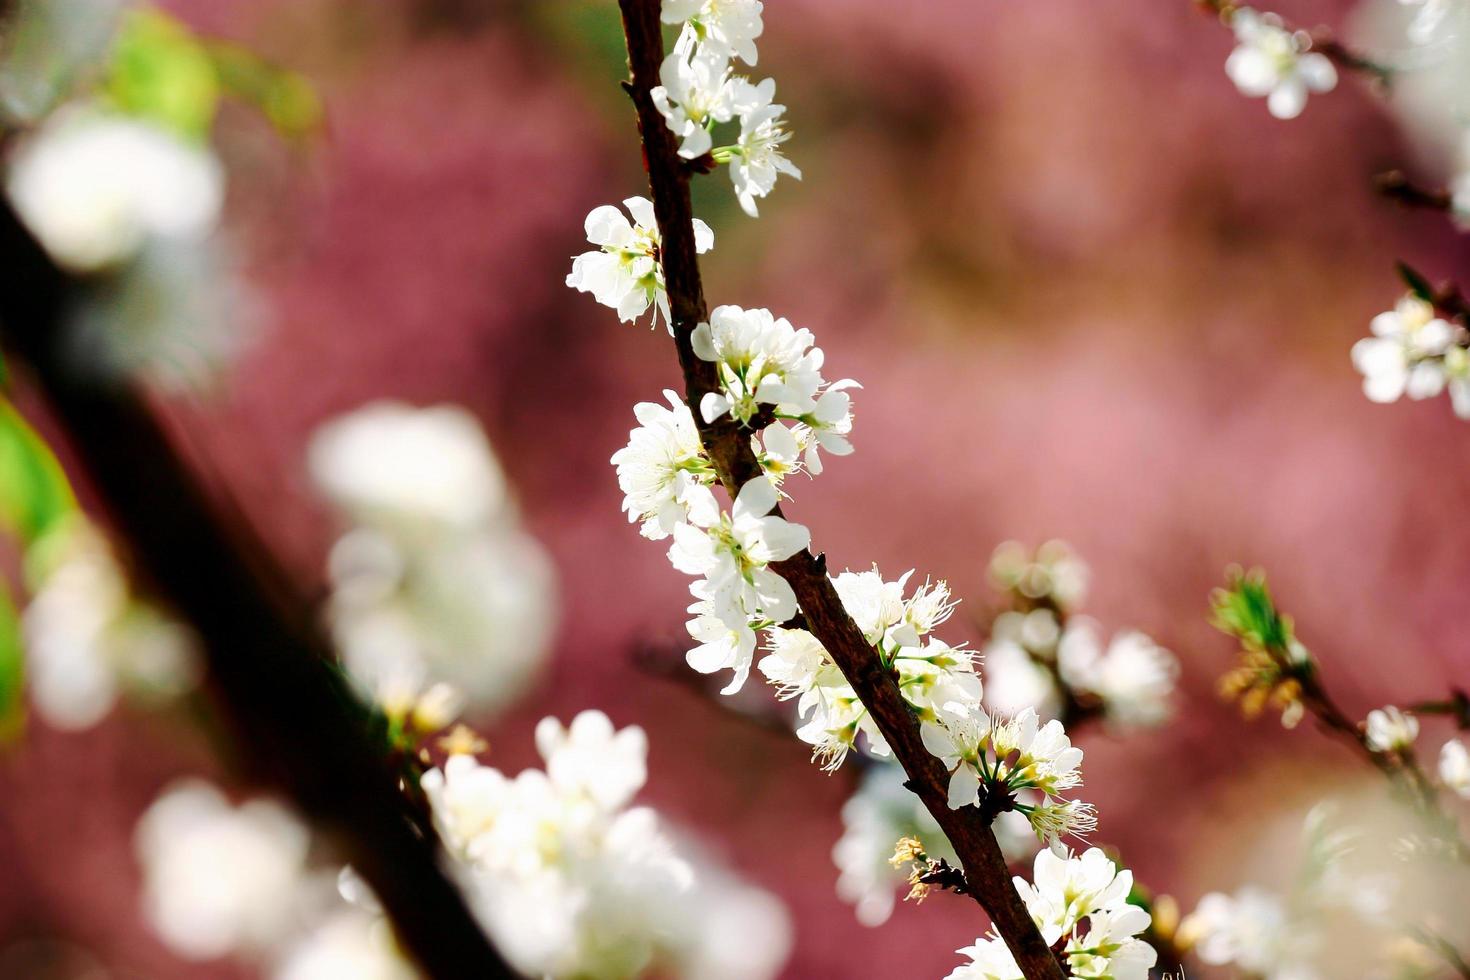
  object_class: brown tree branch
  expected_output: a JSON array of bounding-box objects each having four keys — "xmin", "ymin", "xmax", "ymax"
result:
[
  {"xmin": 614, "ymin": 2, "xmax": 1063, "ymax": 975},
  {"xmin": 0, "ymin": 203, "xmax": 512, "ymax": 979}
]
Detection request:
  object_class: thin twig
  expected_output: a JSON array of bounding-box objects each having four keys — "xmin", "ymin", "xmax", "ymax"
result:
[
  {"xmin": 1375, "ymin": 170, "xmax": 1454, "ymax": 213},
  {"xmin": 0, "ymin": 203, "xmax": 511, "ymax": 979},
  {"xmin": 613, "ymin": 2, "xmax": 1064, "ymax": 975}
]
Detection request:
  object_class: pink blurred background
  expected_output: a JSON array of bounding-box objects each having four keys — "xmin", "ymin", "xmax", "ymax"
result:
[{"xmin": 4, "ymin": 0, "xmax": 1469, "ymax": 975}]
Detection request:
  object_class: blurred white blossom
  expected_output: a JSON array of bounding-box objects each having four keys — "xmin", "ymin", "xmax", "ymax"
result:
[
  {"xmin": 1056, "ymin": 620, "xmax": 1178, "ymax": 727},
  {"xmin": 8, "ymin": 109, "xmax": 223, "ymax": 272},
  {"xmin": 135, "ymin": 781, "xmax": 320, "ymax": 961},
  {"xmin": 1184, "ymin": 887, "xmax": 1307, "ymax": 977},
  {"xmin": 1225, "ymin": 9, "xmax": 1338, "ymax": 119},
  {"xmin": 988, "ymin": 540, "xmax": 1089, "ymax": 612},
  {"xmin": 22, "ymin": 519, "xmax": 199, "ymax": 730},
  {"xmin": 310, "ymin": 402, "xmax": 557, "ymax": 719},
  {"xmin": 273, "ymin": 908, "xmax": 417, "ymax": 980},
  {"xmin": 1440, "ymin": 738, "xmax": 1470, "ymax": 796},
  {"xmin": 1364, "ymin": 704, "xmax": 1419, "ymax": 751}
]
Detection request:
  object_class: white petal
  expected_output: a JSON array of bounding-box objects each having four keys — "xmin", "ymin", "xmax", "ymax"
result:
[
  {"xmin": 733, "ymin": 475, "xmax": 779, "ymax": 518},
  {"xmin": 947, "ymin": 766, "xmax": 980, "ymax": 810},
  {"xmin": 1297, "ymin": 54, "xmax": 1337, "ymax": 93},
  {"xmin": 1267, "ymin": 79, "xmax": 1308, "ymax": 119},
  {"xmin": 584, "ymin": 205, "xmax": 633, "ymax": 246},
  {"xmin": 692, "ymin": 218, "xmax": 715, "ymax": 253},
  {"xmin": 1226, "ymin": 47, "xmax": 1277, "ymax": 96}
]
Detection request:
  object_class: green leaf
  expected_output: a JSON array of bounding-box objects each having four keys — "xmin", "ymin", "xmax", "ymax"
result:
[
  {"xmin": 0, "ymin": 397, "xmax": 76, "ymax": 545},
  {"xmin": 1397, "ymin": 262, "xmax": 1437, "ymax": 304},
  {"xmin": 0, "ymin": 585, "xmax": 24, "ymax": 743},
  {"xmin": 205, "ymin": 41, "xmax": 322, "ymax": 141},
  {"xmin": 104, "ymin": 8, "xmax": 220, "ymax": 141},
  {"xmin": 1209, "ymin": 566, "xmax": 1293, "ymax": 652}
]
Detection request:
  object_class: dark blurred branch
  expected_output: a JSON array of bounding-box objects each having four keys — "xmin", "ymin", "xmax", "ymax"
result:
[
  {"xmin": 1306, "ymin": 30, "xmax": 1392, "ymax": 85},
  {"xmin": 1409, "ymin": 689, "xmax": 1470, "ymax": 729},
  {"xmin": 614, "ymin": 1, "xmax": 1062, "ymax": 975},
  {"xmin": 1375, "ymin": 170, "xmax": 1453, "ymax": 213},
  {"xmin": 0, "ymin": 203, "xmax": 512, "ymax": 979}
]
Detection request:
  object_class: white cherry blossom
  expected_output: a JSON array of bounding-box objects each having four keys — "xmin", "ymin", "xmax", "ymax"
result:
[
  {"xmin": 651, "ymin": 41, "xmax": 737, "ymax": 159},
  {"xmin": 667, "ymin": 477, "xmax": 809, "ymax": 627},
  {"xmin": 922, "ymin": 705, "xmax": 1093, "ymax": 843},
  {"xmin": 611, "ymin": 389, "xmax": 713, "ymax": 540},
  {"xmin": 1225, "ymin": 9, "xmax": 1338, "ymax": 120},
  {"xmin": 693, "ymin": 305, "xmax": 825, "ymax": 423},
  {"xmin": 685, "ymin": 586, "xmax": 759, "ymax": 693},
  {"xmin": 567, "ymin": 197, "xmax": 713, "ymax": 327},
  {"xmin": 719, "ymin": 77, "xmax": 801, "ymax": 216},
  {"xmin": 662, "ymin": 0, "xmax": 764, "ymax": 65},
  {"xmin": 950, "ymin": 848, "xmax": 1154, "ymax": 980}
]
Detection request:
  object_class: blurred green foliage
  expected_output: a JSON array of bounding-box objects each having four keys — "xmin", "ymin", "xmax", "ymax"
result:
[
  {"xmin": 0, "ymin": 397, "xmax": 75, "ymax": 546},
  {"xmin": 0, "ymin": 587, "xmax": 22, "ymax": 743},
  {"xmin": 104, "ymin": 8, "xmax": 219, "ymax": 140},
  {"xmin": 0, "ymin": 397, "xmax": 75, "ymax": 740},
  {"xmin": 103, "ymin": 6, "xmax": 321, "ymax": 143}
]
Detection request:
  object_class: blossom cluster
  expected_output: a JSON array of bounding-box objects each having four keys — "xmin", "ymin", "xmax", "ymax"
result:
[
  {"xmin": 421, "ymin": 709, "xmax": 790, "ymax": 979},
  {"xmin": 1351, "ymin": 293, "xmax": 1470, "ymax": 419},
  {"xmin": 308, "ymin": 402, "xmax": 557, "ymax": 725},
  {"xmin": 983, "ymin": 541, "xmax": 1178, "ymax": 730},
  {"xmin": 759, "ymin": 568, "xmax": 981, "ymax": 770},
  {"xmin": 603, "ymin": 304, "xmax": 858, "ymax": 700},
  {"xmin": 946, "ymin": 848, "xmax": 1156, "ymax": 980},
  {"xmin": 134, "ymin": 712, "xmax": 791, "ymax": 979},
  {"xmin": 656, "ymin": 0, "xmax": 799, "ymax": 216},
  {"xmin": 921, "ymin": 703, "xmax": 1097, "ymax": 845}
]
